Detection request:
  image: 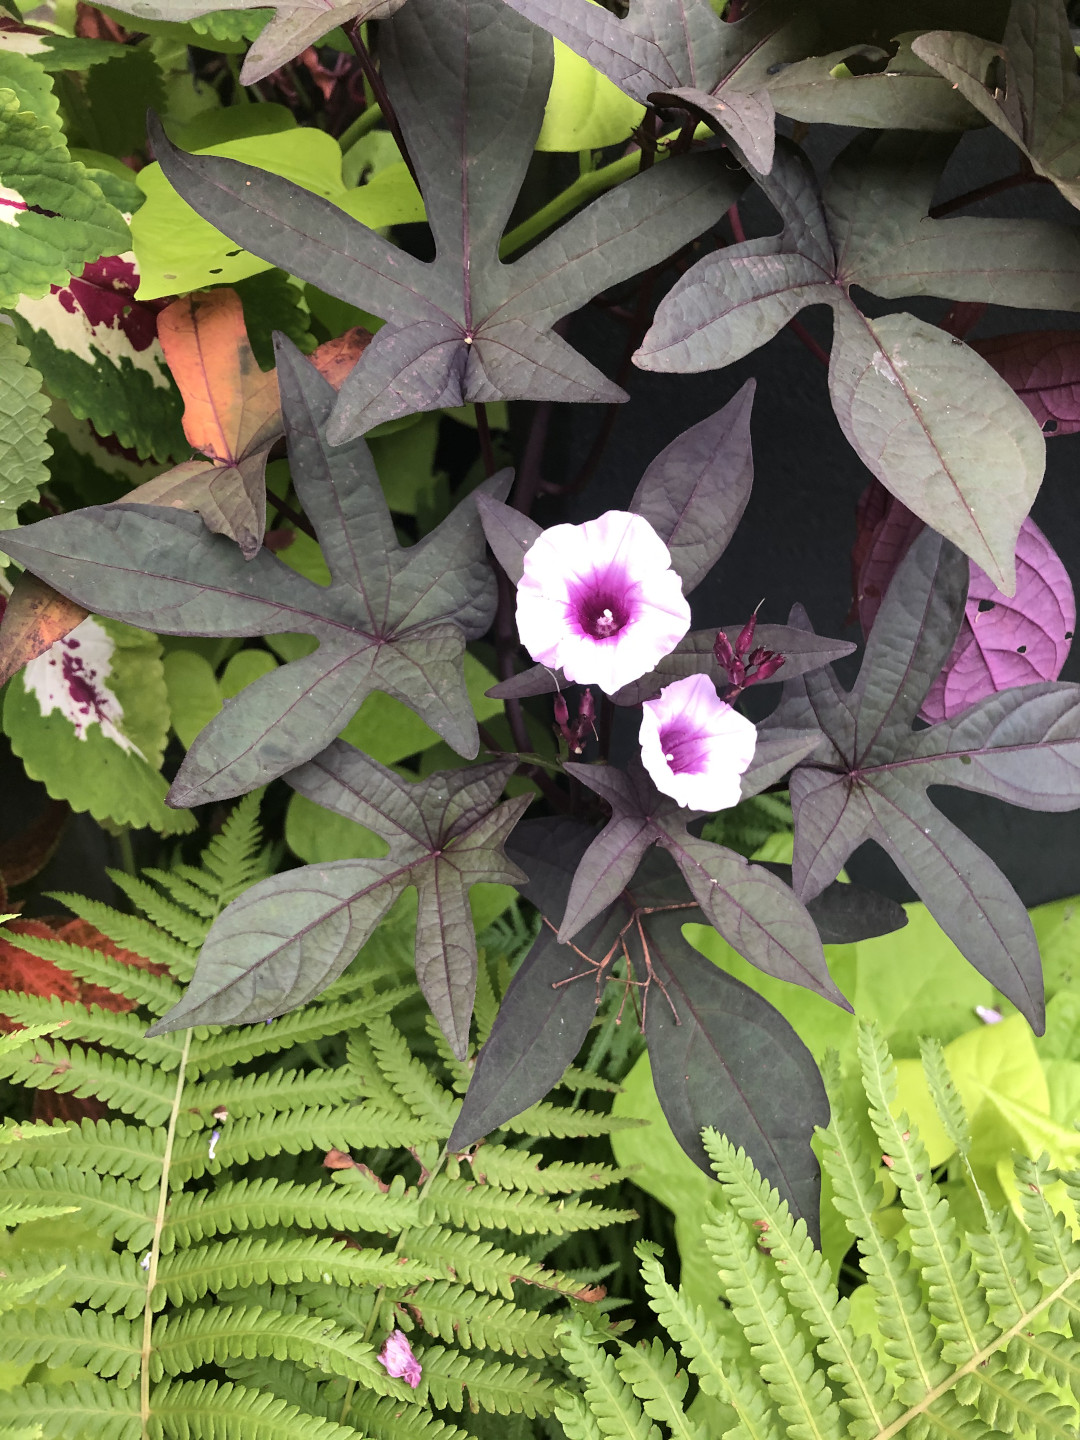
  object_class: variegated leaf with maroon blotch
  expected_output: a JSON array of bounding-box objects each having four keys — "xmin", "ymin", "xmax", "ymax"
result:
[
  {"xmin": 497, "ymin": 0, "xmax": 812, "ymax": 173},
  {"xmin": 854, "ymin": 491, "xmax": 1075, "ymax": 723},
  {"xmin": 451, "ymin": 817, "xmax": 829, "ymax": 1238},
  {"xmin": 0, "ymin": 337, "xmax": 508, "ymax": 806},
  {"xmin": 635, "ymin": 129, "xmax": 1080, "ymax": 592},
  {"xmin": 913, "ymin": 0, "xmax": 1080, "ymax": 214},
  {"xmin": 147, "ymin": 745, "xmax": 529, "ymax": 1057},
  {"xmin": 146, "ymin": 0, "xmax": 744, "ymax": 445},
  {"xmin": 561, "ymin": 757, "xmax": 847, "ymax": 1007},
  {"xmin": 0, "ymin": 572, "xmax": 88, "ymax": 689},
  {"xmin": 973, "ymin": 330, "xmax": 1080, "ymax": 437},
  {"xmin": 770, "ymin": 526, "xmax": 1080, "ymax": 1032}
]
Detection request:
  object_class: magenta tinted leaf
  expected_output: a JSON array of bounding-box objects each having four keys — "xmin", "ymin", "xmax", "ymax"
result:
[
  {"xmin": 149, "ymin": 745, "xmax": 528, "ymax": 1052},
  {"xmin": 147, "ymin": 0, "xmax": 743, "ymax": 443},
  {"xmin": 973, "ymin": 331, "xmax": 1080, "ymax": 437},
  {"xmin": 642, "ymin": 908, "xmax": 828, "ymax": 1240},
  {"xmin": 0, "ymin": 339, "xmax": 508, "ymax": 805}
]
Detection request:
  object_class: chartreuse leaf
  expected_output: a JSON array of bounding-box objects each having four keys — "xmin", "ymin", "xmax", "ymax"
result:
[
  {"xmin": 500, "ymin": 0, "xmax": 811, "ymax": 173},
  {"xmin": 636, "ymin": 132, "xmax": 1080, "ymax": 591},
  {"xmin": 2, "ymin": 617, "xmax": 195, "ymax": 835},
  {"xmin": 148, "ymin": 746, "xmax": 528, "ymax": 1055},
  {"xmin": 148, "ymin": 0, "xmax": 743, "ymax": 443},
  {"xmin": 771, "ymin": 525, "xmax": 1080, "ymax": 1030},
  {"xmin": 0, "ymin": 325, "xmax": 50, "ymax": 537},
  {"xmin": 0, "ymin": 58, "xmax": 129, "ymax": 308},
  {"xmin": 131, "ymin": 123, "xmax": 424, "ymax": 301},
  {"xmin": 914, "ymin": 0, "xmax": 1080, "ymax": 213},
  {"xmin": 536, "ymin": 37, "xmax": 645, "ymax": 151},
  {"xmin": 0, "ymin": 340, "xmax": 507, "ymax": 804}
]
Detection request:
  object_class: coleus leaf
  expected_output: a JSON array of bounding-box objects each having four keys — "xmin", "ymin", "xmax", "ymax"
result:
[
  {"xmin": 0, "ymin": 337, "xmax": 507, "ymax": 805},
  {"xmin": 774, "ymin": 526, "xmax": 1080, "ymax": 1032},
  {"xmin": 122, "ymin": 289, "xmax": 284, "ymax": 560},
  {"xmin": 147, "ymin": 745, "xmax": 529, "ymax": 1057},
  {"xmin": 855, "ymin": 496, "xmax": 1075, "ymax": 724},
  {"xmin": 481, "ymin": 383, "xmax": 856, "ymax": 700},
  {"xmin": 634, "ymin": 130, "xmax": 1080, "ymax": 591},
  {"xmin": 561, "ymin": 757, "xmax": 846, "ymax": 1007},
  {"xmin": 0, "ymin": 326, "xmax": 50, "ymax": 534},
  {"xmin": 147, "ymin": 0, "xmax": 744, "ymax": 443},
  {"xmin": 451, "ymin": 817, "xmax": 828, "ymax": 1235},
  {"xmin": 497, "ymin": 0, "xmax": 813, "ymax": 173},
  {"xmin": 973, "ymin": 330, "xmax": 1080, "ymax": 436},
  {"xmin": 913, "ymin": 0, "xmax": 1080, "ymax": 214}
]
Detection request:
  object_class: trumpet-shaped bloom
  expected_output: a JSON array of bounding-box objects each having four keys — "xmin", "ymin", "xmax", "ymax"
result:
[
  {"xmin": 640, "ymin": 673, "xmax": 757, "ymax": 811},
  {"xmin": 516, "ymin": 510, "xmax": 691, "ymax": 696}
]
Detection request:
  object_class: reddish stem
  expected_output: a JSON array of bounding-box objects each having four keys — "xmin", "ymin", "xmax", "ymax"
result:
[
  {"xmin": 928, "ymin": 168, "xmax": 1046, "ymax": 219},
  {"xmin": 346, "ymin": 21, "xmax": 422, "ymax": 194}
]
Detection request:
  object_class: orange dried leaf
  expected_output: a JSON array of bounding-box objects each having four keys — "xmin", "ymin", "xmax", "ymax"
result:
[
  {"xmin": 310, "ymin": 326, "xmax": 372, "ymax": 391},
  {"xmin": 0, "ymin": 572, "xmax": 89, "ymax": 689}
]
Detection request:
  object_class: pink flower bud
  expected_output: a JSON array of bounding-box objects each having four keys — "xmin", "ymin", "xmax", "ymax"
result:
[{"xmin": 377, "ymin": 1329, "xmax": 422, "ymax": 1389}]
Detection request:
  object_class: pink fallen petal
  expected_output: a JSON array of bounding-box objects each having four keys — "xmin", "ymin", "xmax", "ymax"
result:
[
  {"xmin": 639, "ymin": 672, "xmax": 757, "ymax": 811},
  {"xmin": 516, "ymin": 510, "xmax": 691, "ymax": 696},
  {"xmin": 377, "ymin": 1328, "xmax": 422, "ymax": 1389}
]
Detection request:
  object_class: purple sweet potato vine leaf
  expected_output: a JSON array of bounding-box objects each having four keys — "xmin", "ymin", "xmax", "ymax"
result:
[
  {"xmin": 634, "ymin": 129, "xmax": 1080, "ymax": 592},
  {"xmin": 147, "ymin": 0, "xmax": 745, "ymax": 444},
  {"xmin": 774, "ymin": 526, "xmax": 1080, "ymax": 1031},
  {"xmin": 973, "ymin": 330, "xmax": 1080, "ymax": 436},
  {"xmin": 148, "ymin": 745, "xmax": 529, "ymax": 1055},
  {"xmin": 0, "ymin": 339, "xmax": 508, "ymax": 805}
]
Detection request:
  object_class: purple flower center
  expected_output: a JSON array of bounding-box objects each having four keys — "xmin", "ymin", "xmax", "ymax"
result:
[
  {"xmin": 659, "ymin": 722, "xmax": 711, "ymax": 775},
  {"xmin": 570, "ymin": 570, "xmax": 632, "ymax": 641}
]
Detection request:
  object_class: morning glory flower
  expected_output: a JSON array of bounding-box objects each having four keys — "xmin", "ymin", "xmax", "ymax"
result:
[
  {"xmin": 515, "ymin": 510, "xmax": 691, "ymax": 696},
  {"xmin": 639, "ymin": 673, "xmax": 757, "ymax": 811}
]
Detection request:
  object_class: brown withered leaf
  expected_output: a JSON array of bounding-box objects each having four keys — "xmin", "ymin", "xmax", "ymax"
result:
[
  {"xmin": 0, "ymin": 800, "xmax": 69, "ymax": 890},
  {"xmin": 0, "ymin": 571, "xmax": 89, "ymax": 689}
]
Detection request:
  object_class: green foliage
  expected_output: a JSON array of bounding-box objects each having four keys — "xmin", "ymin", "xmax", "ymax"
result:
[
  {"xmin": 0, "ymin": 327, "xmax": 50, "ymax": 540},
  {"xmin": 0, "ymin": 798, "xmax": 625, "ymax": 1437},
  {"xmin": 563, "ymin": 1023, "xmax": 1080, "ymax": 1439}
]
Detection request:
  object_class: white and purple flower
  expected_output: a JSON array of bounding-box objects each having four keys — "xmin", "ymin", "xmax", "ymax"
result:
[
  {"xmin": 639, "ymin": 673, "xmax": 757, "ymax": 811},
  {"xmin": 515, "ymin": 510, "xmax": 691, "ymax": 696}
]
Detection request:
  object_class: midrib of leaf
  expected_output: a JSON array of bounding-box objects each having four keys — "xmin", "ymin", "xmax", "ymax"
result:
[
  {"xmin": 872, "ymin": 1264, "xmax": 1080, "ymax": 1440},
  {"xmin": 140, "ymin": 1029, "xmax": 192, "ymax": 1440}
]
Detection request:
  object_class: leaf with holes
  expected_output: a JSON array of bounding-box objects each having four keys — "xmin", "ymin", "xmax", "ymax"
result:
[
  {"xmin": 913, "ymin": 0, "xmax": 1080, "ymax": 213},
  {"xmin": 147, "ymin": 745, "xmax": 528, "ymax": 1056},
  {"xmin": 635, "ymin": 131, "xmax": 1080, "ymax": 591},
  {"xmin": 147, "ymin": 0, "xmax": 743, "ymax": 443},
  {"xmin": 497, "ymin": 0, "xmax": 813, "ymax": 172},
  {"xmin": 973, "ymin": 330, "xmax": 1080, "ymax": 437},
  {"xmin": 772, "ymin": 526, "xmax": 1080, "ymax": 1033},
  {"xmin": 0, "ymin": 338, "xmax": 507, "ymax": 806}
]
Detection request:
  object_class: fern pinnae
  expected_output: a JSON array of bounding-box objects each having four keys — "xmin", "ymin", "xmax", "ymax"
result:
[
  {"xmin": 0, "ymin": 926, "xmax": 179, "ymax": 1011},
  {"xmin": 139, "ymin": 866, "xmax": 221, "ymax": 919},
  {"xmin": 107, "ymin": 869, "xmax": 208, "ymax": 949},
  {"xmin": 0, "ymin": 992, "xmax": 182, "ymax": 1067},
  {"xmin": 46, "ymin": 892, "xmax": 196, "ymax": 975},
  {"xmin": 420, "ymin": 1172, "xmax": 635, "ymax": 1235},
  {"xmin": 0, "ymin": 1378, "xmax": 139, "ymax": 1440},
  {"xmin": 2, "ymin": 1164, "xmax": 155, "ymax": 1247},
  {"xmin": 2, "ymin": 1116, "xmax": 164, "ymax": 1187},
  {"xmin": 919, "ymin": 1037, "xmax": 972, "ymax": 1159},
  {"xmin": 614, "ymin": 1335, "xmax": 708, "ymax": 1440},
  {"xmin": 818, "ymin": 1057, "xmax": 948, "ymax": 1400},
  {"xmin": 5, "ymin": 1245, "xmax": 149, "ymax": 1318},
  {"xmin": 702, "ymin": 1201, "xmax": 847, "ymax": 1440},
  {"xmin": 402, "ymin": 1279, "xmax": 561, "ymax": 1357},
  {"xmin": 0, "ymin": 1305, "xmax": 142, "ymax": 1386},
  {"xmin": 858, "ymin": 1023, "xmax": 996, "ymax": 1366},
  {"xmin": 466, "ymin": 1142, "xmax": 628, "ymax": 1195},
  {"xmin": 417, "ymin": 1343, "xmax": 558, "ymax": 1417},
  {"xmin": 182, "ymin": 1062, "xmax": 364, "ymax": 1119},
  {"xmin": 703, "ymin": 1129, "xmax": 904, "ymax": 1438},
  {"xmin": 190, "ymin": 990, "xmax": 413, "ymax": 1072},
  {"xmin": 364, "ymin": 1013, "xmax": 460, "ymax": 1129},
  {"xmin": 149, "ymin": 1377, "xmax": 363, "ymax": 1440},
  {"xmin": 558, "ymin": 1315, "xmax": 662, "ymax": 1440},
  {"xmin": 0, "ymin": 1035, "xmax": 181, "ymax": 1125}
]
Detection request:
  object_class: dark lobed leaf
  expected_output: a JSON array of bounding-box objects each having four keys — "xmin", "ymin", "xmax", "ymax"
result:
[
  {"xmin": 772, "ymin": 525, "xmax": 1080, "ymax": 1032},
  {"xmin": 147, "ymin": 746, "xmax": 529, "ymax": 1056},
  {"xmin": 634, "ymin": 131, "xmax": 1074, "ymax": 592},
  {"xmin": 756, "ymin": 864, "xmax": 908, "ymax": 945},
  {"xmin": 448, "ymin": 819, "xmax": 610, "ymax": 1149},
  {"xmin": 642, "ymin": 906, "xmax": 828, "ymax": 1241},
  {"xmin": 0, "ymin": 339, "xmax": 507, "ymax": 806},
  {"xmin": 147, "ymin": 0, "xmax": 744, "ymax": 445},
  {"xmin": 913, "ymin": 0, "xmax": 1080, "ymax": 214},
  {"xmin": 498, "ymin": 0, "xmax": 814, "ymax": 173},
  {"xmin": 561, "ymin": 760, "xmax": 847, "ymax": 1010}
]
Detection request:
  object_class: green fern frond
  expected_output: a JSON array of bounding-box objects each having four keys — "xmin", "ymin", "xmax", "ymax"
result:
[
  {"xmin": 405, "ymin": 1280, "xmax": 561, "ymax": 1357},
  {"xmin": 0, "ymin": 1262, "xmax": 66, "ymax": 1312},
  {"xmin": 0, "ymin": 1035, "xmax": 181, "ymax": 1123},
  {"xmin": 0, "ymin": 992, "xmax": 182, "ymax": 1066},
  {"xmin": 2, "ymin": 1246, "xmax": 148, "ymax": 1318},
  {"xmin": 418, "ymin": 1343, "xmax": 557, "ymax": 1416},
  {"xmin": 0, "ymin": 1306, "xmax": 141, "ymax": 1386},
  {"xmin": 345, "ymin": 1026, "xmax": 424, "ymax": 1121},
  {"xmin": 558, "ymin": 1315, "xmax": 661, "ymax": 1440},
  {"xmin": 44, "ymin": 893, "xmax": 195, "ymax": 975},
  {"xmin": 195, "ymin": 792, "xmax": 272, "ymax": 905},
  {"xmin": 467, "ymin": 1143, "xmax": 628, "ymax": 1194},
  {"xmin": 502, "ymin": 1098, "xmax": 643, "ymax": 1139},
  {"xmin": 919, "ymin": 1037, "xmax": 972, "ymax": 1158},
  {"xmin": 154, "ymin": 1233, "xmax": 439, "ymax": 1305},
  {"xmin": 149, "ymin": 1377, "xmax": 362, "ymax": 1440},
  {"xmin": 0, "ymin": 1021, "xmax": 68, "ymax": 1057},
  {"xmin": 0, "ymin": 1380, "xmax": 138, "ymax": 1440},
  {"xmin": 365, "ymin": 1014, "xmax": 459, "ymax": 1129},
  {"xmin": 189, "ymin": 990, "xmax": 414, "ymax": 1073},
  {"xmin": 970, "ymin": 1354, "xmax": 1080, "ymax": 1436},
  {"xmin": 107, "ymin": 870, "xmax": 209, "ymax": 949},
  {"xmin": 182, "ymin": 1064, "xmax": 364, "ymax": 1119},
  {"xmin": 342, "ymin": 1388, "xmax": 472, "ymax": 1440},
  {"xmin": 149, "ymin": 1304, "xmax": 407, "ymax": 1396},
  {"xmin": 553, "ymin": 1387, "xmax": 607, "ymax": 1440},
  {"xmin": 0, "ymin": 1201, "xmax": 78, "ymax": 1227},
  {"xmin": 421, "ymin": 1173, "xmax": 635, "ymax": 1235},
  {"xmin": 0, "ymin": 926, "xmax": 179, "ymax": 1011},
  {"xmin": 0, "ymin": 1117, "xmax": 164, "ymax": 1187},
  {"xmin": 1, "ymin": 1165, "xmax": 155, "ymax": 1248},
  {"xmin": 400, "ymin": 1224, "xmax": 590, "ymax": 1299},
  {"xmin": 614, "ymin": 1335, "xmax": 706, "ymax": 1439}
]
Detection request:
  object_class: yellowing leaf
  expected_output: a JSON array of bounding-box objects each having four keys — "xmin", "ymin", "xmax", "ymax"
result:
[{"xmin": 536, "ymin": 39, "xmax": 644, "ymax": 152}]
